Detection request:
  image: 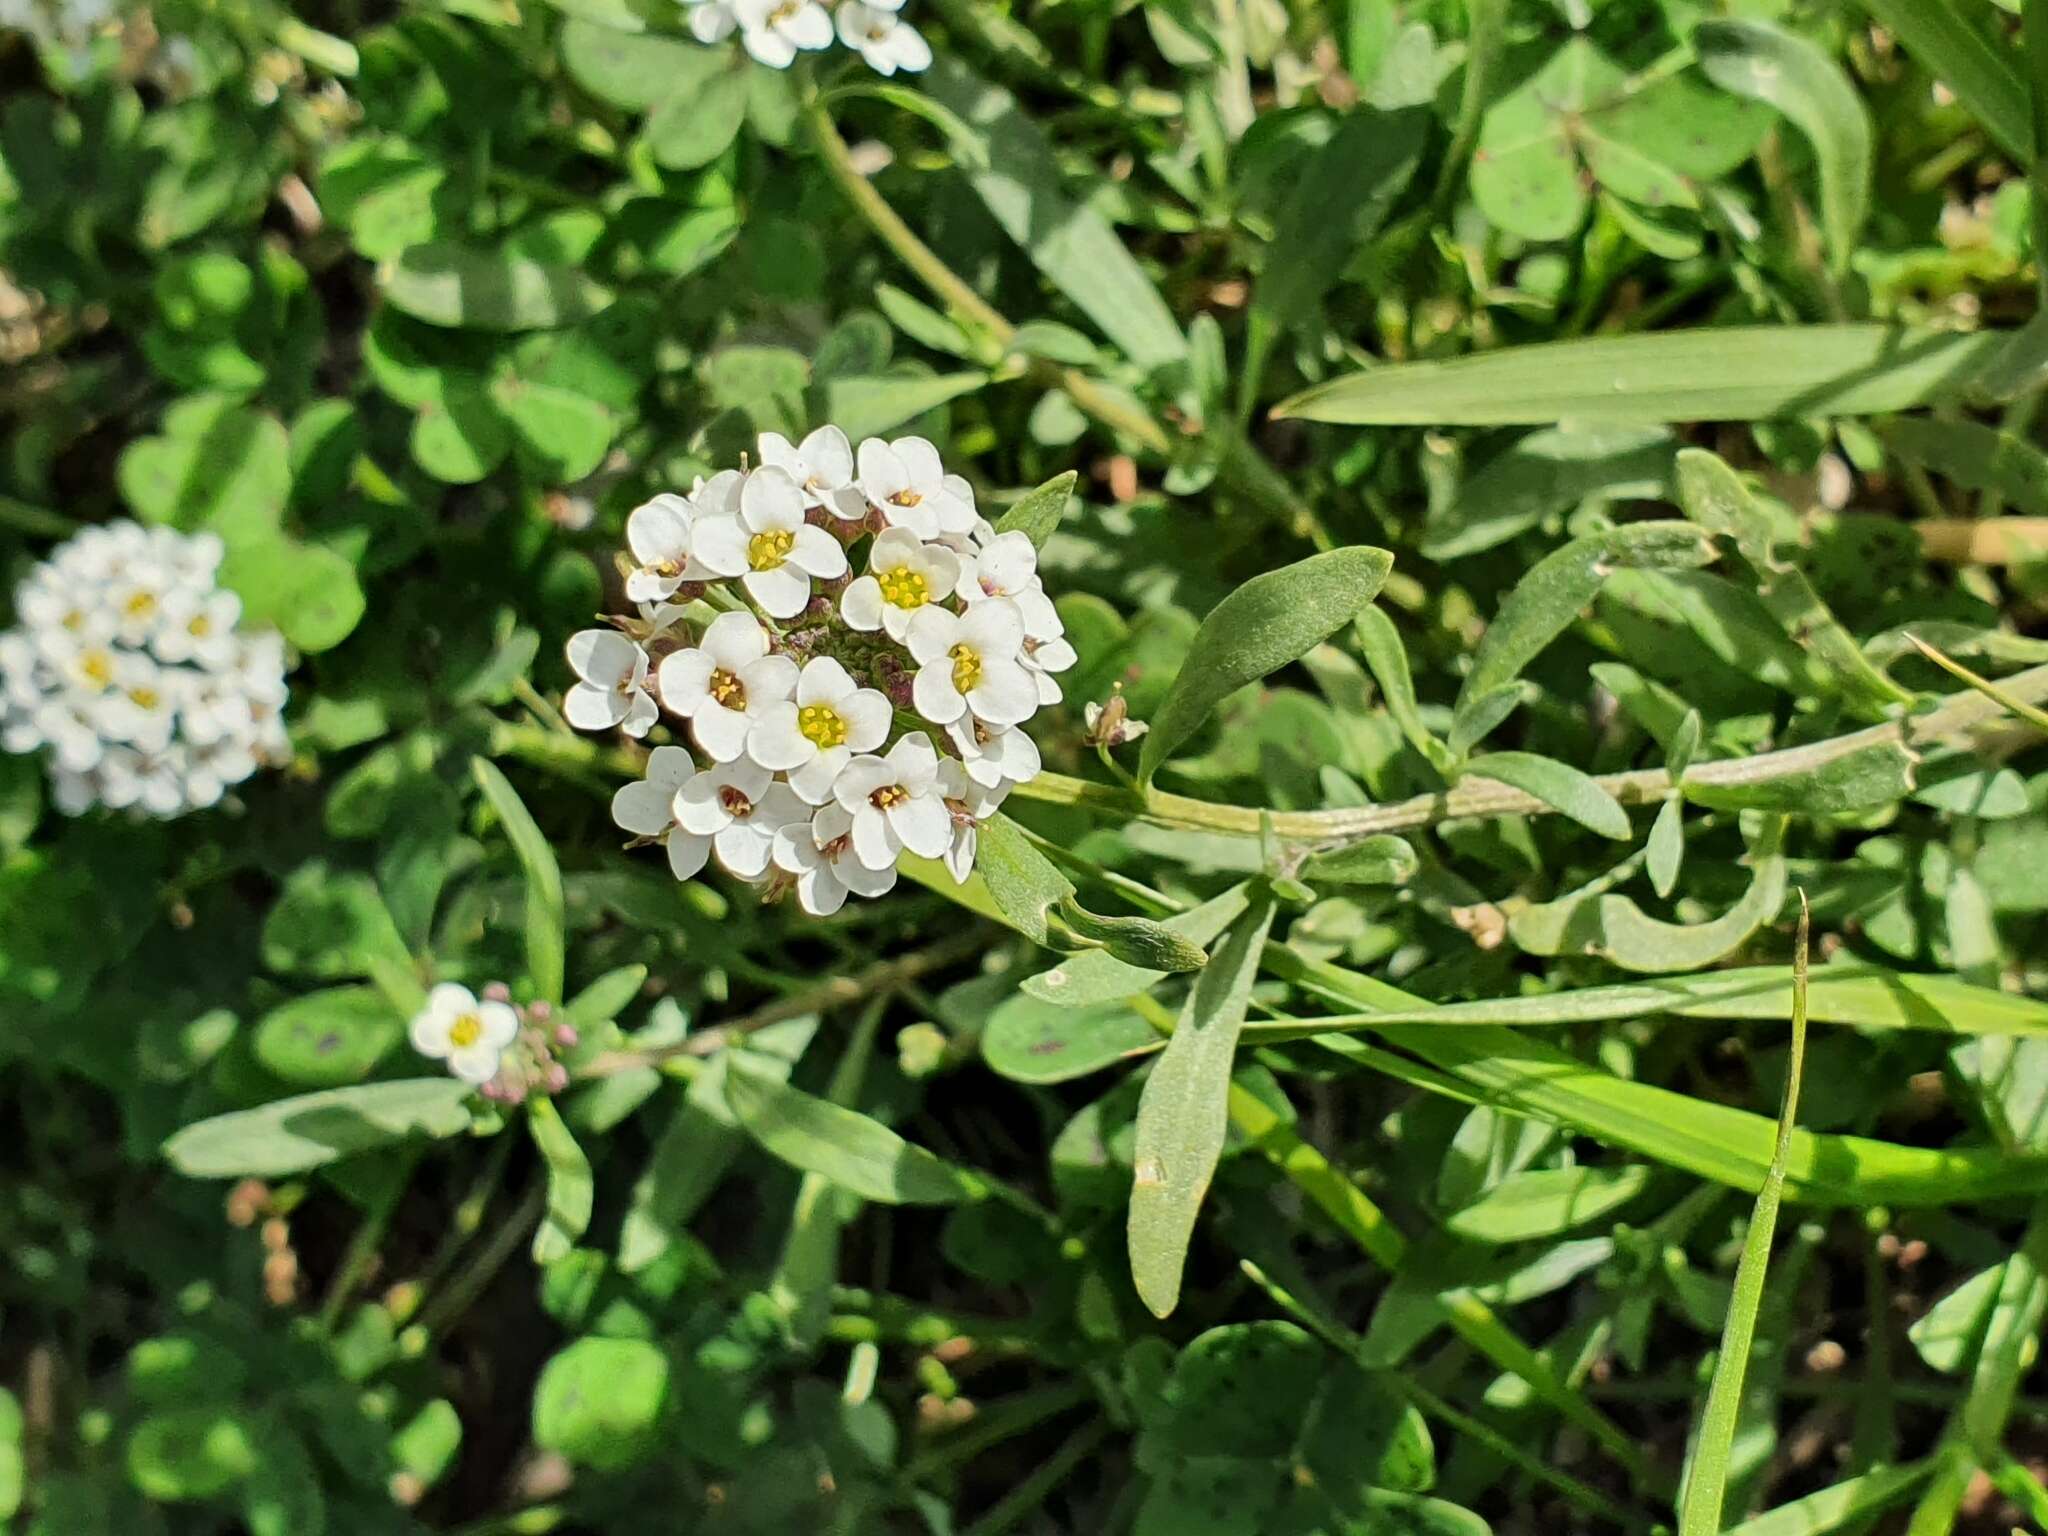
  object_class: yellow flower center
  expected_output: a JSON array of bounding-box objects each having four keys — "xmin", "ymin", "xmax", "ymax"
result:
[
  {"xmin": 878, "ymin": 565, "xmax": 929, "ymax": 610},
  {"xmin": 949, "ymin": 643, "xmax": 982, "ymax": 695},
  {"xmin": 649, "ymin": 557, "xmax": 684, "ymax": 578},
  {"xmin": 129, "ymin": 686, "xmax": 161, "ymax": 711},
  {"xmin": 78, "ymin": 650, "xmax": 114, "ymax": 689},
  {"xmin": 799, "ymin": 704, "xmax": 847, "ymax": 749},
  {"xmin": 871, "ymin": 784, "xmax": 908, "ymax": 810},
  {"xmin": 748, "ymin": 529, "xmax": 795, "ymax": 571},
  {"xmin": 768, "ymin": 0, "xmax": 800, "ymax": 21},
  {"xmin": 888, "ymin": 487, "xmax": 923, "ymax": 508},
  {"xmin": 448, "ymin": 1013, "xmax": 483, "ymax": 1048},
  {"xmin": 188, "ymin": 614, "xmax": 212, "ymax": 637},
  {"xmin": 124, "ymin": 591, "xmax": 157, "ymax": 620},
  {"xmin": 61, "ymin": 609, "xmax": 84, "ymax": 631},
  {"xmin": 710, "ymin": 668, "xmax": 746, "ymax": 709}
]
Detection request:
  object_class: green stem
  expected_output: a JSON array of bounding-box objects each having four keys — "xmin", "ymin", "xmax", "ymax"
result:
[
  {"xmin": 959, "ymin": 1418, "xmax": 1112, "ymax": 1536},
  {"xmin": 0, "ymin": 496, "xmax": 79, "ymax": 539}
]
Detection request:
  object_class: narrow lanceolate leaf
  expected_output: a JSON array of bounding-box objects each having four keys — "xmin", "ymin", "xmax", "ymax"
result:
[
  {"xmin": 724, "ymin": 1058, "xmax": 980, "ymax": 1204},
  {"xmin": 1674, "ymin": 450, "xmax": 1913, "ymax": 714},
  {"xmin": 971, "ymin": 813, "xmax": 1075, "ymax": 945},
  {"xmin": 1722, "ymin": 1460, "xmax": 1931, "ymax": 1536},
  {"xmin": 994, "ymin": 470, "xmax": 1078, "ymax": 551},
  {"xmin": 381, "ymin": 242, "xmax": 614, "ymax": 331},
  {"xmin": 1138, "ymin": 546, "xmax": 1394, "ymax": 785},
  {"xmin": 1271, "ymin": 326, "xmax": 2012, "ymax": 425},
  {"xmin": 1353, "ymin": 608, "xmax": 1455, "ymax": 772},
  {"xmin": 821, "ymin": 372, "xmax": 990, "ymax": 442},
  {"xmin": 162, "ymin": 1079, "xmax": 474, "ymax": 1177},
  {"xmin": 1855, "ymin": 0, "xmax": 2029, "ymax": 160},
  {"xmin": 1696, "ymin": 20, "xmax": 1872, "ymax": 269},
  {"xmin": 921, "ymin": 60, "xmax": 1187, "ymax": 370},
  {"xmin": 1443, "ymin": 1164, "xmax": 1651, "ymax": 1243},
  {"xmin": 527, "ymin": 1096, "xmax": 593, "ymax": 1265},
  {"xmin": 1128, "ymin": 892, "xmax": 1278, "ymax": 1318},
  {"xmin": 472, "ymin": 758, "xmax": 567, "ymax": 1003},
  {"xmin": 1458, "ymin": 521, "xmax": 1716, "ymax": 711},
  {"xmin": 1243, "ymin": 104, "xmax": 1428, "ymax": 410},
  {"xmin": 1464, "ymin": 753, "xmax": 1631, "ymax": 840},
  {"xmin": 1678, "ymin": 901, "xmax": 1809, "ymax": 1536}
]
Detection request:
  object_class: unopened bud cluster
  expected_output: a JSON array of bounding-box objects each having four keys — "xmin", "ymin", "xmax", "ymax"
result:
[
  {"xmin": 566, "ymin": 428, "xmax": 1067, "ymax": 914},
  {"xmin": 0, "ymin": 520, "xmax": 289, "ymax": 817}
]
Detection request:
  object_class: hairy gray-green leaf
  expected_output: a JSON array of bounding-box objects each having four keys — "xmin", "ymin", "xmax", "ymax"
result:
[
  {"xmin": 1139, "ymin": 546, "xmax": 1394, "ymax": 785},
  {"xmin": 1302, "ymin": 836, "xmax": 1418, "ymax": 887},
  {"xmin": 1129, "ymin": 892, "xmax": 1278, "ymax": 1317},
  {"xmin": 972, "ymin": 813, "xmax": 1075, "ymax": 945},
  {"xmin": 1353, "ymin": 607, "xmax": 1455, "ymax": 772},
  {"xmin": 162, "ymin": 1079, "xmax": 474, "ymax": 1177},
  {"xmin": 1444, "ymin": 1164, "xmax": 1651, "ymax": 1243},
  {"xmin": 994, "ymin": 470, "xmax": 1078, "ymax": 551},
  {"xmin": 1468, "ymin": 753, "xmax": 1632, "ymax": 839},
  {"xmin": 528, "ymin": 1096, "xmax": 593, "ymax": 1264},
  {"xmin": 1059, "ymin": 900, "xmax": 1209, "ymax": 972},
  {"xmin": 1025, "ymin": 884, "xmax": 1254, "ymax": 1007}
]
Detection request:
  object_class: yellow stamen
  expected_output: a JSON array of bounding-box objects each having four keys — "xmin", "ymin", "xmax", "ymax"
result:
[
  {"xmin": 871, "ymin": 784, "xmax": 908, "ymax": 810},
  {"xmin": 448, "ymin": 1013, "xmax": 482, "ymax": 1048},
  {"xmin": 124, "ymin": 591, "xmax": 157, "ymax": 620},
  {"xmin": 710, "ymin": 668, "xmax": 746, "ymax": 709},
  {"xmin": 129, "ymin": 687, "xmax": 161, "ymax": 711},
  {"xmin": 748, "ymin": 529, "xmax": 795, "ymax": 571},
  {"xmin": 79, "ymin": 651, "xmax": 114, "ymax": 689},
  {"xmin": 949, "ymin": 643, "xmax": 982, "ymax": 696},
  {"xmin": 877, "ymin": 565, "xmax": 929, "ymax": 610},
  {"xmin": 889, "ymin": 488, "xmax": 923, "ymax": 508},
  {"xmin": 799, "ymin": 704, "xmax": 847, "ymax": 749}
]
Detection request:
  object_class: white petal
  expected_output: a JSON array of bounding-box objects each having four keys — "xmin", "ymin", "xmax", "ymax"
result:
[
  {"xmin": 752, "ymin": 782, "xmax": 812, "ymax": 832},
  {"xmin": 668, "ymin": 829, "xmax": 712, "ymax": 880},
  {"xmin": 788, "ymin": 749, "xmax": 847, "ymax": 805},
  {"xmin": 745, "ymin": 564, "xmax": 812, "ymax": 619},
  {"xmin": 787, "ymin": 523, "xmax": 849, "ymax": 579},
  {"xmin": 619, "ymin": 687, "xmax": 659, "ymax": 738},
  {"xmin": 912, "ymin": 664, "xmax": 966, "ymax": 724},
  {"xmin": 741, "ymin": 23, "xmax": 797, "ymax": 65},
  {"xmin": 884, "ymin": 17, "xmax": 930, "ymax": 70},
  {"xmin": 797, "ymin": 866, "xmax": 848, "ymax": 915},
  {"xmin": 888, "ymin": 730, "xmax": 940, "ymax": 785},
  {"xmin": 781, "ymin": 0, "xmax": 832, "ymax": 47},
  {"xmin": 857, "ymin": 438, "xmax": 911, "ymax": 504},
  {"xmin": 647, "ymin": 744, "xmax": 698, "ymax": 791},
  {"xmin": 904, "ymin": 604, "xmax": 959, "ymax": 665},
  {"xmin": 567, "ymin": 629, "xmax": 638, "ymax": 686},
  {"xmin": 840, "ymin": 856, "xmax": 898, "ymax": 898},
  {"xmin": 968, "ymin": 659, "xmax": 1040, "ymax": 727},
  {"xmin": 892, "ymin": 435, "xmax": 944, "ymax": 492},
  {"xmin": 564, "ymin": 681, "xmax": 627, "ymax": 730},
  {"xmin": 797, "ymin": 656, "xmax": 856, "ymax": 707},
  {"xmin": 691, "ymin": 515, "xmax": 751, "ymax": 575},
  {"xmin": 837, "ymin": 689, "xmax": 891, "ymax": 750},
  {"xmin": 742, "ymin": 465, "xmax": 807, "ymax": 533},
  {"xmin": 889, "ymin": 793, "xmax": 951, "ymax": 859},
  {"xmin": 747, "ymin": 703, "xmax": 813, "ymax": 771},
  {"xmin": 800, "ymin": 425, "xmax": 853, "ymax": 485},
  {"xmin": 691, "ymin": 702, "xmax": 752, "ymax": 763},
  {"xmin": 627, "ymin": 497, "xmax": 692, "ymax": 565},
  {"xmin": 756, "ymin": 431, "xmax": 803, "ymax": 478},
  {"xmin": 675, "ymin": 774, "xmax": 734, "ymax": 834},
  {"xmin": 841, "ymin": 577, "xmax": 885, "ymax": 631},
  {"xmin": 657, "ymin": 649, "xmax": 714, "ymax": 714},
  {"xmin": 962, "ymin": 598, "xmax": 1026, "ymax": 658},
  {"xmin": 834, "ymin": 755, "xmax": 894, "ymax": 810},
  {"xmin": 478, "ymin": 1002, "xmax": 522, "ymax": 1048},
  {"xmin": 742, "ymin": 653, "xmax": 800, "ymax": 705},
  {"xmin": 612, "ymin": 778, "xmax": 678, "ymax": 836},
  {"xmin": 448, "ymin": 1045, "xmax": 503, "ymax": 1084},
  {"xmin": 850, "ymin": 805, "xmax": 899, "ymax": 870},
  {"xmin": 689, "ymin": 2, "xmax": 735, "ymax": 40},
  {"xmin": 703, "ymin": 610, "xmax": 770, "ymax": 671},
  {"xmin": 773, "ymin": 823, "xmax": 825, "ymax": 875},
  {"xmin": 715, "ymin": 820, "xmax": 775, "ymax": 877}
]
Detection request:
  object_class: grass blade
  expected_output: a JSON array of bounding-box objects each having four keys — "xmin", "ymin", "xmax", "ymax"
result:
[
  {"xmin": 1677, "ymin": 895, "xmax": 1810, "ymax": 1536},
  {"xmin": 1855, "ymin": 0, "xmax": 2028, "ymax": 160},
  {"xmin": 472, "ymin": 757, "xmax": 566, "ymax": 1005},
  {"xmin": 1903, "ymin": 633, "xmax": 2048, "ymax": 732}
]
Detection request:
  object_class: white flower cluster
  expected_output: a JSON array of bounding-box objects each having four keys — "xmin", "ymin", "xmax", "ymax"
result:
[
  {"xmin": 0, "ymin": 520, "xmax": 290, "ymax": 818},
  {"xmin": 566, "ymin": 427, "xmax": 1072, "ymax": 916},
  {"xmin": 685, "ymin": 0, "xmax": 931, "ymax": 75}
]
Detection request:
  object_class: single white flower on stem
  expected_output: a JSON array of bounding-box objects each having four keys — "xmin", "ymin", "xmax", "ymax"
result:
[
  {"xmin": 673, "ymin": 759, "xmax": 811, "ymax": 878},
  {"xmin": 944, "ymin": 713, "xmax": 1042, "ymax": 789},
  {"xmin": 563, "ymin": 629, "xmax": 658, "ymax": 737},
  {"xmin": 734, "ymin": 0, "xmax": 832, "ymax": 68},
  {"xmin": 937, "ymin": 758, "xmax": 1010, "ymax": 883},
  {"xmin": 685, "ymin": 0, "xmax": 737, "ymax": 41},
  {"xmin": 958, "ymin": 529, "xmax": 1062, "ymax": 639},
  {"xmin": 840, "ymin": 528, "xmax": 961, "ymax": 642},
  {"xmin": 655, "ymin": 610, "xmax": 798, "ymax": 763},
  {"xmin": 624, "ymin": 493, "xmax": 708, "ymax": 605},
  {"xmin": 772, "ymin": 802, "xmax": 899, "ymax": 915},
  {"xmin": 856, "ymin": 436, "xmax": 976, "ymax": 539},
  {"xmin": 747, "ymin": 656, "xmax": 892, "ymax": 803},
  {"xmin": 758, "ymin": 426, "xmax": 866, "ymax": 521},
  {"xmin": 835, "ymin": 0, "xmax": 932, "ymax": 73},
  {"xmin": 690, "ymin": 467, "xmax": 849, "ymax": 619},
  {"xmin": 609, "ymin": 744, "xmax": 713, "ymax": 880},
  {"xmin": 410, "ymin": 982, "xmax": 520, "ymax": 1084},
  {"xmin": 905, "ymin": 598, "xmax": 1036, "ymax": 727},
  {"xmin": 832, "ymin": 731, "xmax": 950, "ymax": 870}
]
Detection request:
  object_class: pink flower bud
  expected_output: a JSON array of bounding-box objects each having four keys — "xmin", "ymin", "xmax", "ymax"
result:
[
  {"xmin": 482, "ymin": 982, "xmax": 512, "ymax": 1003},
  {"xmin": 555, "ymin": 1024, "xmax": 580, "ymax": 1048}
]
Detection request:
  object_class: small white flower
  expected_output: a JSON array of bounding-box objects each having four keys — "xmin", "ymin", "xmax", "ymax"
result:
[
  {"xmin": 673, "ymin": 758, "xmax": 812, "ymax": 878},
  {"xmin": 746, "ymin": 655, "xmax": 893, "ymax": 803},
  {"xmin": 689, "ymin": 466, "xmax": 850, "ymax": 619},
  {"xmin": 610, "ymin": 744, "xmax": 713, "ymax": 880},
  {"xmin": 905, "ymin": 599, "xmax": 1037, "ymax": 727},
  {"xmin": 152, "ymin": 586, "xmax": 242, "ymax": 668},
  {"xmin": 733, "ymin": 0, "xmax": 832, "ymax": 68},
  {"xmin": 958, "ymin": 529, "xmax": 1062, "ymax": 639},
  {"xmin": 840, "ymin": 528, "xmax": 961, "ymax": 642},
  {"xmin": 832, "ymin": 731, "xmax": 951, "ymax": 870},
  {"xmin": 772, "ymin": 802, "xmax": 899, "ymax": 915},
  {"xmin": 563, "ymin": 629, "xmax": 658, "ymax": 737},
  {"xmin": 937, "ymin": 758, "xmax": 1009, "ymax": 884},
  {"xmin": 410, "ymin": 982, "xmax": 520, "ymax": 1084},
  {"xmin": 856, "ymin": 436, "xmax": 977, "ymax": 539},
  {"xmin": 835, "ymin": 0, "xmax": 932, "ymax": 72},
  {"xmin": 945, "ymin": 713, "xmax": 1042, "ymax": 789},
  {"xmin": 89, "ymin": 653, "xmax": 178, "ymax": 752},
  {"xmin": 623, "ymin": 493, "xmax": 710, "ymax": 605},
  {"xmin": 685, "ymin": 0, "xmax": 737, "ymax": 41},
  {"xmin": 757, "ymin": 426, "xmax": 867, "ymax": 521},
  {"xmin": 655, "ymin": 610, "xmax": 799, "ymax": 763}
]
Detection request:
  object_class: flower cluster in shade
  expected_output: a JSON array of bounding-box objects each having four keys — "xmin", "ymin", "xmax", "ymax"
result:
[
  {"xmin": 564, "ymin": 426, "xmax": 1069, "ymax": 916},
  {"xmin": 410, "ymin": 981, "xmax": 578, "ymax": 1099},
  {"xmin": 0, "ymin": 520, "xmax": 290, "ymax": 818},
  {"xmin": 684, "ymin": 0, "xmax": 930, "ymax": 75}
]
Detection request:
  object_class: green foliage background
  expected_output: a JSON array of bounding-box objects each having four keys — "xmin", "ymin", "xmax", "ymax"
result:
[{"xmin": 6, "ymin": 0, "xmax": 2048, "ymax": 1531}]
